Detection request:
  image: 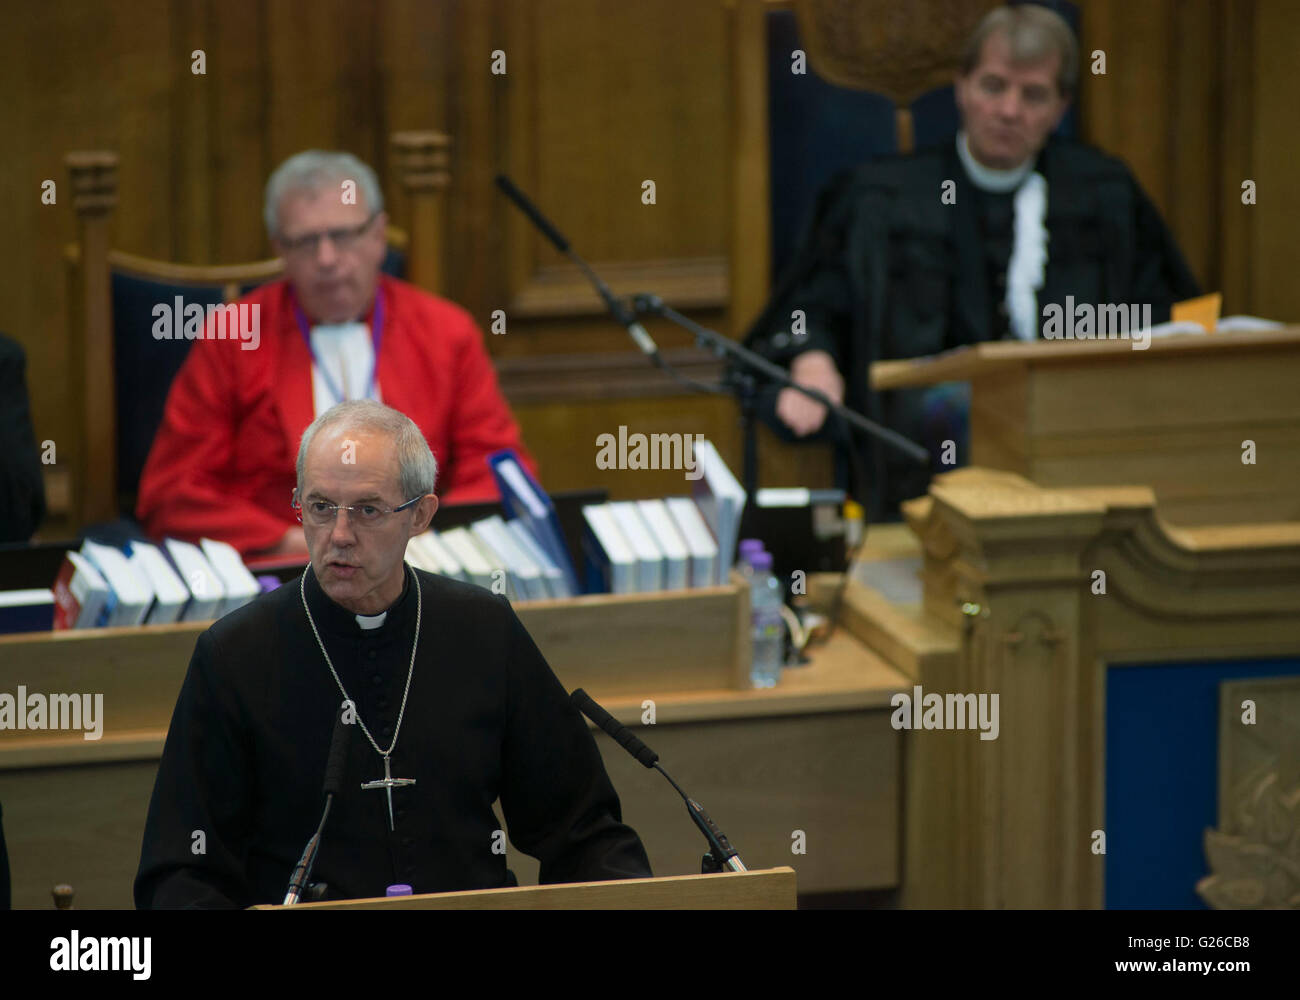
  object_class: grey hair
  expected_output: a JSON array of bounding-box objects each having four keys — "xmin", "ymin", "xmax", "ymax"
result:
[
  {"xmin": 264, "ymin": 150, "xmax": 385, "ymax": 238},
  {"xmin": 961, "ymin": 4, "xmax": 1079, "ymax": 97},
  {"xmin": 296, "ymin": 400, "xmax": 438, "ymax": 502}
]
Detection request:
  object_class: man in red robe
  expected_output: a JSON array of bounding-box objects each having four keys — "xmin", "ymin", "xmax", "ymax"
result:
[{"xmin": 137, "ymin": 150, "xmax": 536, "ymax": 557}]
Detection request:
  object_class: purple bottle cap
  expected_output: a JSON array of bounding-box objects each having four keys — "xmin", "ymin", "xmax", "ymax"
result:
[
  {"xmin": 386, "ymin": 884, "xmax": 413, "ymax": 897},
  {"xmin": 739, "ymin": 539, "xmax": 764, "ymax": 555},
  {"xmin": 750, "ymin": 550, "xmax": 773, "ymax": 570}
]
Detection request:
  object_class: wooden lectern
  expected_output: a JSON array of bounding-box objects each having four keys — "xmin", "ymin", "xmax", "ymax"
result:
[
  {"xmin": 871, "ymin": 329, "xmax": 1300, "ymax": 526},
  {"xmin": 249, "ymin": 868, "xmax": 796, "ymax": 910}
]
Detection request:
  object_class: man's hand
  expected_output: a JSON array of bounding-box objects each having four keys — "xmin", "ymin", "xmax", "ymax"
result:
[
  {"xmin": 259, "ymin": 526, "xmax": 308, "ymax": 558},
  {"xmin": 776, "ymin": 350, "xmax": 844, "ymax": 436}
]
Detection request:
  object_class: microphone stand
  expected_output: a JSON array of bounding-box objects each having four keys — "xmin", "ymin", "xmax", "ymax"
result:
[{"xmin": 631, "ymin": 293, "xmax": 929, "ymax": 478}]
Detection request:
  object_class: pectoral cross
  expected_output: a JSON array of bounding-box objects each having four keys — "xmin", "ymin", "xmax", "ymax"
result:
[{"xmin": 361, "ymin": 756, "xmax": 416, "ymax": 831}]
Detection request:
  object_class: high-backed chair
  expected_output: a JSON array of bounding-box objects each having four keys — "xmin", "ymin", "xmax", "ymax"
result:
[{"xmin": 61, "ymin": 132, "xmax": 452, "ymax": 531}]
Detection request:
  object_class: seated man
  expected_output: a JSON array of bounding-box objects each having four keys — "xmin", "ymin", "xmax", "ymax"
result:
[
  {"xmin": 135, "ymin": 400, "xmax": 651, "ymax": 908},
  {"xmin": 137, "ymin": 150, "xmax": 536, "ymax": 556},
  {"xmin": 743, "ymin": 3, "xmax": 1200, "ymax": 517}
]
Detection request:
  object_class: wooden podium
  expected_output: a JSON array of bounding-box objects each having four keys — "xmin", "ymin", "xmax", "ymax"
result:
[
  {"xmin": 249, "ymin": 868, "xmax": 796, "ymax": 910},
  {"xmin": 871, "ymin": 328, "xmax": 1300, "ymax": 526}
]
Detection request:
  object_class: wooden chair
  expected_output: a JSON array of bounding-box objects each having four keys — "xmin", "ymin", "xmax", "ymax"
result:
[{"xmin": 60, "ymin": 132, "xmax": 451, "ymax": 531}]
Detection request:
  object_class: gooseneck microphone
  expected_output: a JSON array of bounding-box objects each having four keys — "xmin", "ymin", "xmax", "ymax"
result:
[
  {"xmin": 571, "ymin": 688, "xmax": 747, "ymax": 874},
  {"xmin": 495, "ymin": 174, "xmax": 661, "ymax": 358},
  {"xmin": 283, "ymin": 702, "xmax": 352, "ymax": 905}
]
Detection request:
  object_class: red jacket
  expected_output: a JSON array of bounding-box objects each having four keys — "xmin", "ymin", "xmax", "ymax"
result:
[{"xmin": 136, "ymin": 275, "xmax": 536, "ymax": 555}]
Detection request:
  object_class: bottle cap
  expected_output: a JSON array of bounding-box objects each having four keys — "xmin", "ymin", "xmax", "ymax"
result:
[
  {"xmin": 751, "ymin": 550, "xmax": 773, "ymax": 570},
  {"xmin": 386, "ymin": 884, "xmax": 413, "ymax": 897}
]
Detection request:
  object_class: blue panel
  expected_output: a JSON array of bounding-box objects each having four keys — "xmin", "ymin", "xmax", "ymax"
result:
[
  {"xmin": 1105, "ymin": 657, "xmax": 1300, "ymax": 909},
  {"xmin": 112, "ymin": 274, "xmax": 222, "ymax": 510}
]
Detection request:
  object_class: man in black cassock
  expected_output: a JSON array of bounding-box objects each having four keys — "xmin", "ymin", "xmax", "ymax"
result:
[
  {"xmin": 742, "ymin": 4, "xmax": 1201, "ymax": 517},
  {"xmin": 135, "ymin": 400, "xmax": 651, "ymax": 908}
]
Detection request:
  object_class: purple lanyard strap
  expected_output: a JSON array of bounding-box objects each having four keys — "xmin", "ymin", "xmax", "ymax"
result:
[{"xmin": 292, "ymin": 287, "xmax": 386, "ymax": 405}]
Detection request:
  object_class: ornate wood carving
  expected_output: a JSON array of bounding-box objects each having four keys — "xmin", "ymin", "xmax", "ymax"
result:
[
  {"xmin": 1198, "ymin": 677, "xmax": 1300, "ymax": 909},
  {"xmin": 794, "ymin": 0, "xmax": 999, "ymax": 102}
]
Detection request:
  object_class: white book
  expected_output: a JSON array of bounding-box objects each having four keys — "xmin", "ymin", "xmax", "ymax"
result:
[
  {"xmin": 665, "ymin": 496, "xmax": 719, "ymax": 589},
  {"xmin": 472, "ymin": 516, "xmax": 544, "ymax": 601},
  {"xmin": 690, "ymin": 440, "xmax": 747, "ymax": 584},
  {"xmin": 404, "ymin": 534, "xmax": 439, "ymax": 574},
  {"xmin": 439, "ymin": 526, "xmax": 499, "ymax": 593},
  {"xmin": 607, "ymin": 501, "xmax": 664, "ymax": 593},
  {"xmin": 413, "ymin": 530, "xmax": 454, "ymax": 577},
  {"xmin": 81, "ymin": 540, "xmax": 153, "ymax": 627},
  {"xmin": 581, "ymin": 505, "xmax": 636, "ymax": 595},
  {"xmin": 506, "ymin": 518, "xmax": 569, "ymax": 598},
  {"xmin": 165, "ymin": 539, "xmax": 225, "ymax": 621},
  {"xmin": 636, "ymin": 499, "xmax": 689, "ymax": 591},
  {"xmin": 201, "ymin": 538, "xmax": 260, "ymax": 616},
  {"xmin": 52, "ymin": 551, "xmax": 110, "ymax": 629},
  {"xmin": 126, "ymin": 541, "xmax": 190, "ymax": 624},
  {"xmin": 421, "ymin": 531, "xmax": 468, "ymax": 582}
]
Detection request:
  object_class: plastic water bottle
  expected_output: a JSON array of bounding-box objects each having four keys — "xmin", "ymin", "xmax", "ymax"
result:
[{"xmin": 749, "ymin": 550, "xmax": 786, "ymax": 688}]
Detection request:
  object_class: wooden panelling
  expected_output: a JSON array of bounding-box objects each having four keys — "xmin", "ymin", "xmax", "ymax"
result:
[
  {"xmin": 1080, "ymin": 0, "xmax": 1300, "ymax": 323},
  {"xmin": 3, "ymin": 0, "xmax": 1297, "ymax": 537}
]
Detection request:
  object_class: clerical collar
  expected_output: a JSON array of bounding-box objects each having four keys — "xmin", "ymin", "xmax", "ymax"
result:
[
  {"xmin": 956, "ymin": 131, "xmax": 1035, "ymax": 193},
  {"xmin": 302, "ymin": 562, "xmax": 415, "ymax": 638}
]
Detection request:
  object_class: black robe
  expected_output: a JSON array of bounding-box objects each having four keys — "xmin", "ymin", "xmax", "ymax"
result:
[
  {"xmin": 741, "ymin": 137, "xmax": 1201, "ymax": 517},
  {"xmin": 135, "ymin": 565, "xmax": 652, "ymax": 908}
]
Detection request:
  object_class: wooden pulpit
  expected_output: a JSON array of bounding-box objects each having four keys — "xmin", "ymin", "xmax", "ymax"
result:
[
  {"xmin": 871, "ymin": 329, "xmax": 1300, "ymax": 526},
  {"xmin": 250, "ymin": 868, "xmax": 797, "ymax": 910}
]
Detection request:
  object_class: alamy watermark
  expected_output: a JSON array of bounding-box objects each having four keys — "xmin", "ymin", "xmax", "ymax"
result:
[
  {"xmin": 1042, "ymin": 297, "xmax": 1152, "ymax": 350},
  {"xmin": 0, "ymin": 687, "xmax": 103, "ymax": 740},
  {"xmin": 890, "ymin": 684, "xmax": 999, "ymax": 740},
  {"xmin": 595, "ymin": 426, "xmax": 704, "ymax": 480},
  {"xmin": 152, "ymin": 297, "xmax": 261, "ymax": 351}
]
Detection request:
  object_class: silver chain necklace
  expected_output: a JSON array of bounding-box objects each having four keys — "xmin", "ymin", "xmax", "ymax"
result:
[{"xmin": 300, "ymin": 563, "xmax": 421, "ymax": 830}]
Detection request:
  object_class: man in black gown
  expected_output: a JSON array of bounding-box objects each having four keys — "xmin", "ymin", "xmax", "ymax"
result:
[
  {"xmin": 135, "ymin": 399, "xmax": 651, "ymax": 908},
  {"xmin": 743, "ymin": 4, "xmax": 1200, "ymax": 517}
]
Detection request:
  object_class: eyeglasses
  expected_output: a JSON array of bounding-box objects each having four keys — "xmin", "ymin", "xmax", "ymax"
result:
[
  {"xmin": 277, "ymin": 212, "xmax": 379, "ymax": 257},
  {"xmin": 292, "ymin": 491, "xmax": 424, "ymax": 528}
]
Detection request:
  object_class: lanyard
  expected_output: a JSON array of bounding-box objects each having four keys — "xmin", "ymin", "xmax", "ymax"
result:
[{"xmin": 292, "ymin": 287, "xmax": 385, "ymax": 405}]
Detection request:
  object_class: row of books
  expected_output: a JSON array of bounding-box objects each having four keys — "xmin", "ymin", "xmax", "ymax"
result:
[
  {"xmin": 0, "ymin": 443, "xmax": 748, "ymax": 629},
  {"xmin": 486, "ymin": 440, "xmax": 747, "ymax": 597},
  {"xmin": 36, "ymin": 538, "xmax": 262, "ymax": 631},
  {"xmin": 418, "ymin": 442, "xmax": 748, "ymax": 599},
  {"xmin": 403, "ymin": 516, "xmax": 576, "ymax": 601}
]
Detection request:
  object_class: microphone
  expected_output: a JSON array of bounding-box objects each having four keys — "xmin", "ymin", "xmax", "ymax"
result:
[
  {"xmin": 283, "ymin": 702, "xmax": 353, "ymax": 905},
  {"xmin": 570, "ymin": 688, "xmax": 747, "ymax": 874},
  {"xmin": 494, "ymin": 174, "xmax": 661, "ymax": 358},
  {"xmin": 572, "ymin": 688, "xmax": 658, "ymax": 768}
]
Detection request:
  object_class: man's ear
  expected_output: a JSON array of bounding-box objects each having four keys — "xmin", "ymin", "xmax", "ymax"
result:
[
  {"xmin": 1051, "ymin": 94, "xmax": 1073, "ymax": 132},
  {"xmin": 410, "ymin": 493, "xmax": 438, "ymax": 535}
]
